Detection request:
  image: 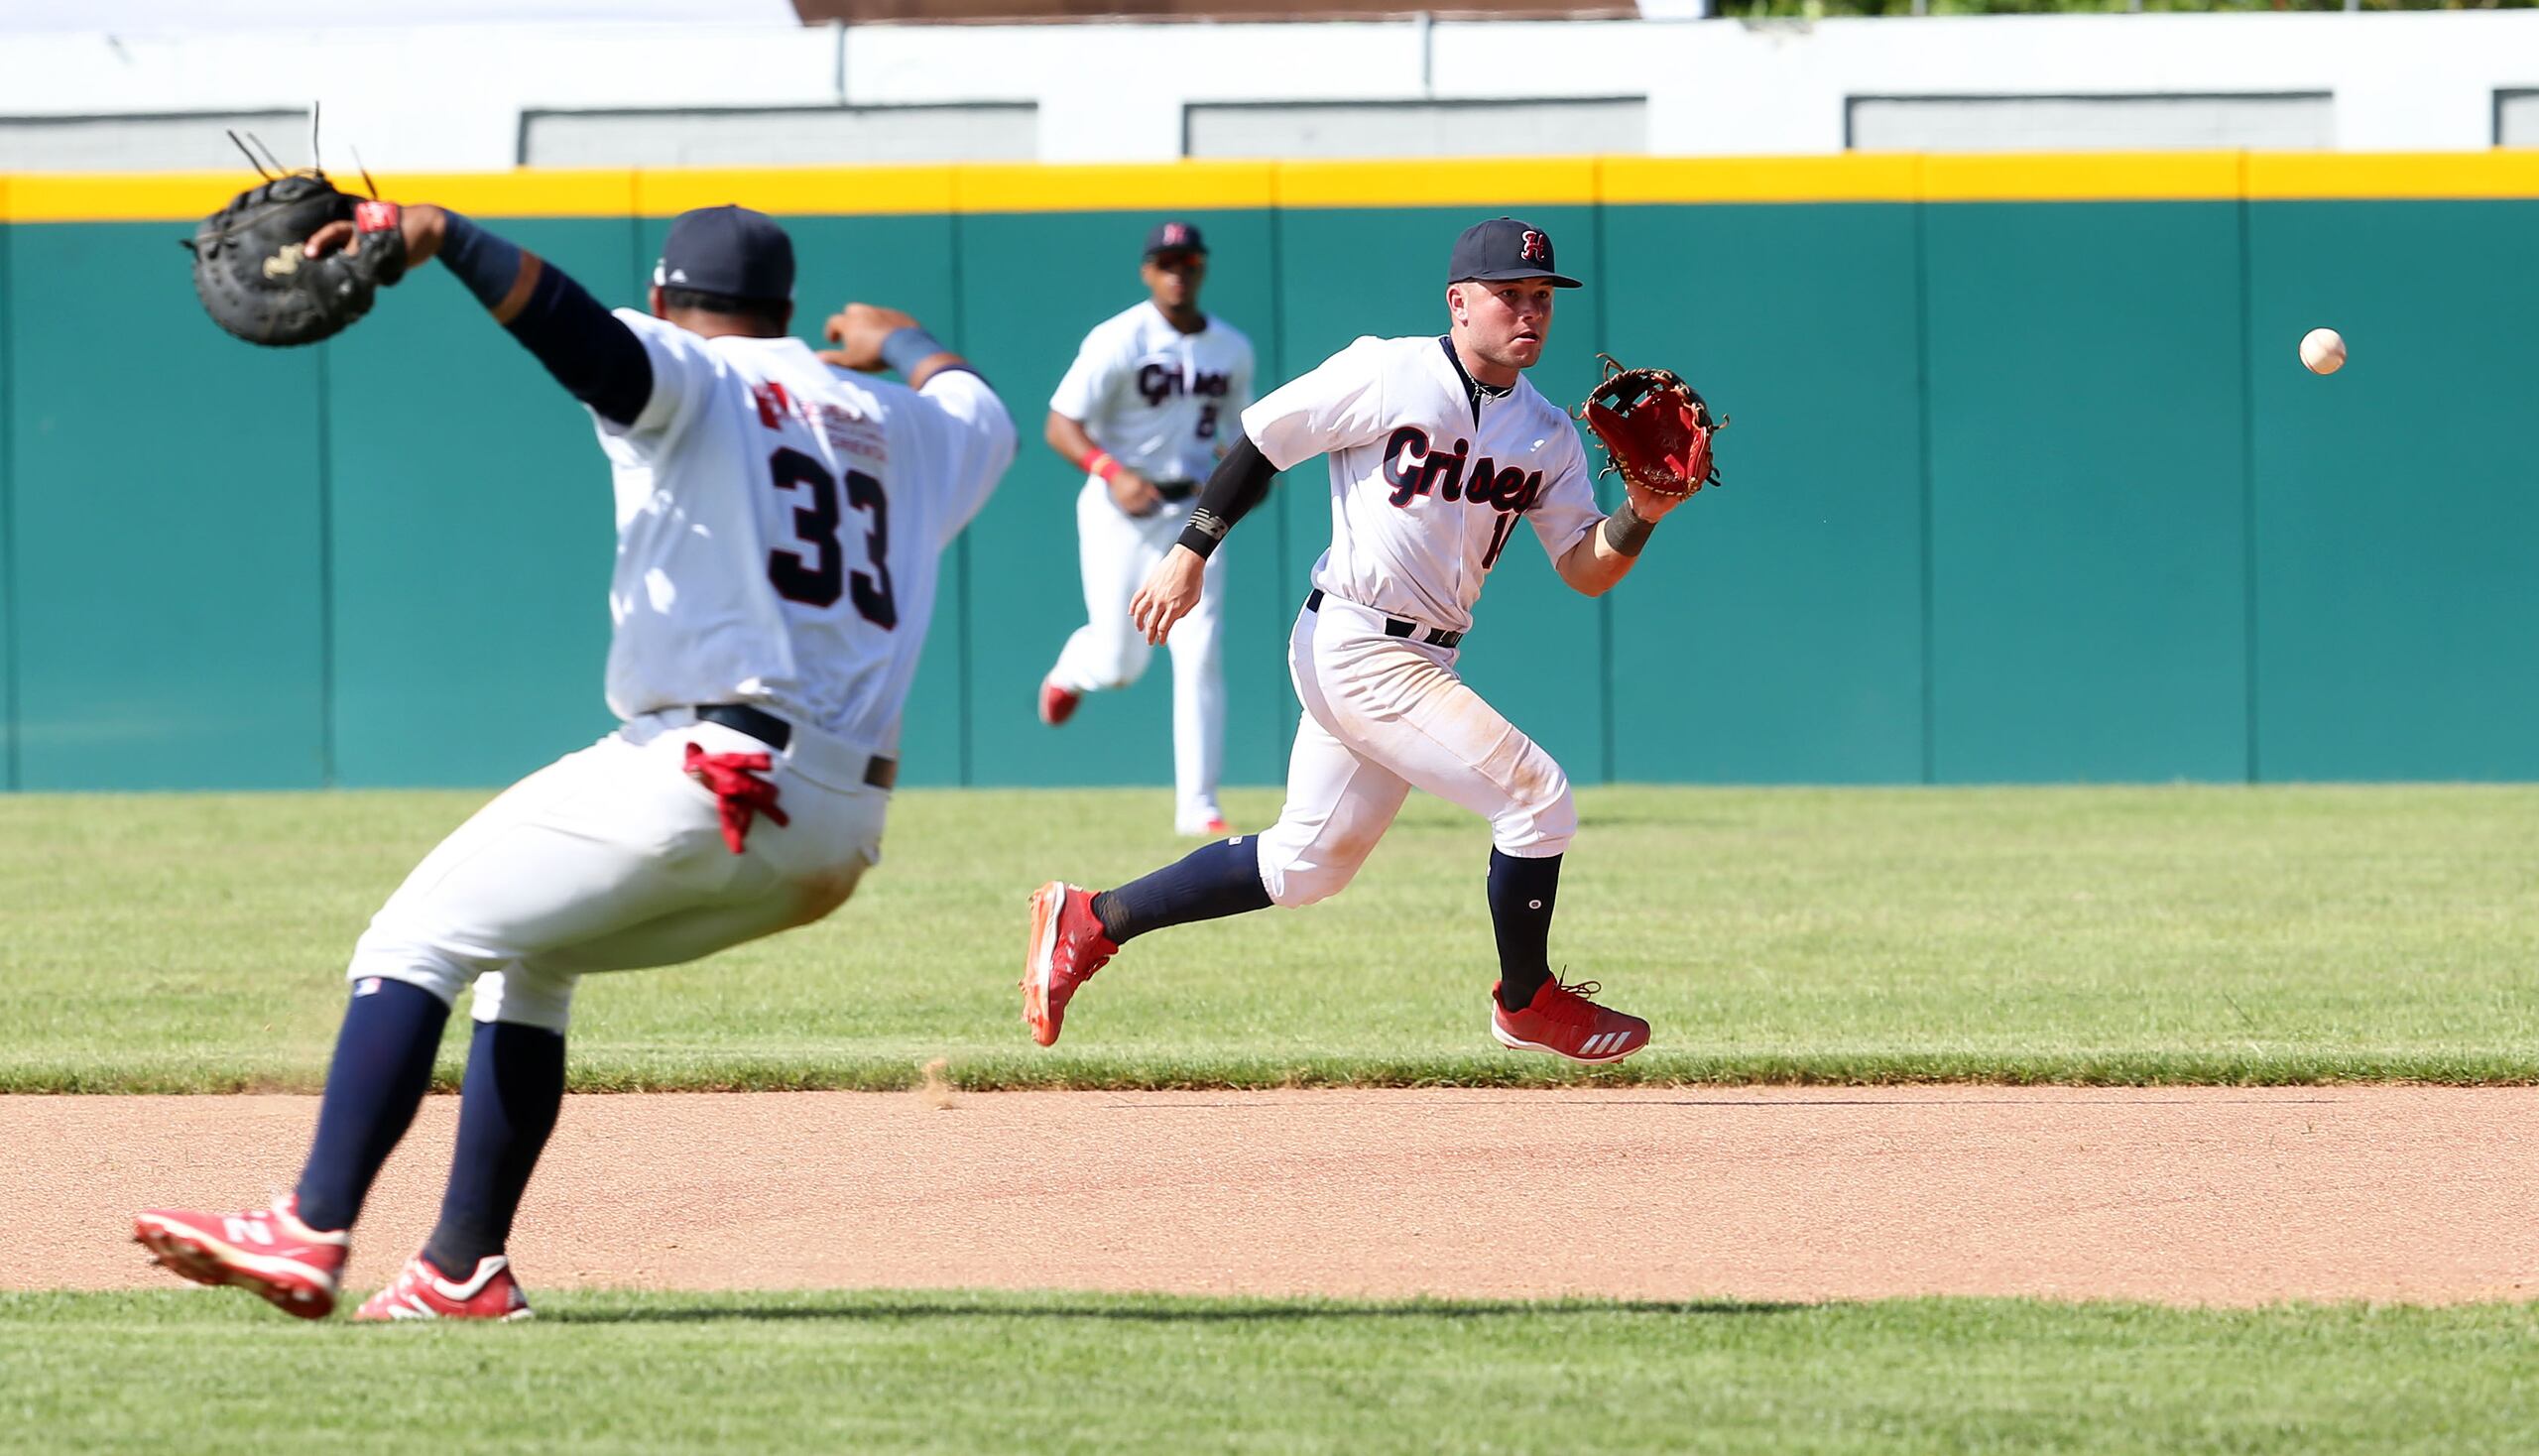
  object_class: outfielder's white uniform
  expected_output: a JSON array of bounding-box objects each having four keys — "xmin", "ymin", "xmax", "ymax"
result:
[
  {"xmin": 1242, "ymin": 335, "xmax": 1602, "ymax": 906},
  {"xmin": 1046, "ymin": 301, "xmax": 1254, "ymax": 832},
  {"xmin": 352, "ymin": 314, "xmax": 1016, "ymax": 1031}
]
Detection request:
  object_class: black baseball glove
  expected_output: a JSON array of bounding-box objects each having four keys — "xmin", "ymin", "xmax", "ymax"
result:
[{"xmin": 184, "ymin": 173, "xmax": 408, "ymax": 347}]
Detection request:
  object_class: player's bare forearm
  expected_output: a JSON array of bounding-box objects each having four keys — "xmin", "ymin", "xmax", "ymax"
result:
[
  {"xmin": 1045, "ymin": 412, "xmax": 1101, "ymax": 469},
  {"xmin": 397, "ymin": 203, "xmax": 448, "ymax": 270},
  {"xmin": 1557, "ymin": 493, "xmax": 1673, "ymax": 597},
  {"xmin": 1047, "ymin": 412, "xmax": 1159, "ymax": 514},
  {"xmin": 1557, "ymin": 529, "xmax": 1633, "ymax": 597}
]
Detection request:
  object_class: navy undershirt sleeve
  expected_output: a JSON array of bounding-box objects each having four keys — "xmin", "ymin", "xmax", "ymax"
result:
[{"xmin": 437, "ymin": 210, "xmax": 654, "ymax": 428}]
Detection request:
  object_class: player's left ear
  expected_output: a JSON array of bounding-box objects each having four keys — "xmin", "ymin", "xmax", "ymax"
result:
[{"xmin": 648, "ymin": 283, "xmax": 666, "ymax": 319}]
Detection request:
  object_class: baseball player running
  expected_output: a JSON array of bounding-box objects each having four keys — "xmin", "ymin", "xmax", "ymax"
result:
[
  {"xmin": 1024, "ymin": 218, "xmax": 1687, "ymax": 1064},
  {"xmin": 134, "ymin": 202, "xmax": 1016, "ymax": 1320},
  {"xmin": 1038, "ymin": 221, "xmax": 1255, "ymax": 837}
]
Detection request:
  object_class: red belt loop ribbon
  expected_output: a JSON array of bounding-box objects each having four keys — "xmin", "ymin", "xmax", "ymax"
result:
[{"xmin": 683, "ymin": 742, "xmax": 790, "ymax": 854}]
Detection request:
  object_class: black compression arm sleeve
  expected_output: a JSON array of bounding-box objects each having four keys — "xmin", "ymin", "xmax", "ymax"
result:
[
  {"xmin": 505, "ymin": 263, "xmax": 653, "ymax": 427},
  {"xmin": 1174, "ymin": 434, "xmax": 1278, "ymax": 559},
  {"xmin": 437, "ymin": 210, "xmax": 654, "ymax": 428}
]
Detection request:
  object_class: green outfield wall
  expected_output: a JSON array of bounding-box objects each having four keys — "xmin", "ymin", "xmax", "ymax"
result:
[{"xmin": 1, "ymin": 156, "xmax": 2532, "ymax": 790}]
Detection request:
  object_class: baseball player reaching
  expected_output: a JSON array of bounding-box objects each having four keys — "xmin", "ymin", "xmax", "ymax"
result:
[
  {"xmin": 1037, "ymin": 221, "xmax": 1256, "ymax": 837},
  {"xmin": 134, "ymin": 201, "xmax": 1016, "ymax": 1319},
  {"xmin": 1024, "ymin": 218, "xmax": 1697, "ymax": 1065}
]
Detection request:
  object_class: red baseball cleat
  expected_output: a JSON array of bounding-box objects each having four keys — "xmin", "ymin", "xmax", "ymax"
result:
[
  {"xmin": 1491, "ymin": 977, "xmax": 1650, "ymax": 1065},
  {"xmin": 1177, "ymin": 813, "xmax": 1235, "ymax": 838},
  {"xmin": 353, "ymin": 1253, "xmax": 535, "ymax": 1322},
  {"xmin": 1038, "ymin": 677, "xmax": 1080, "ymax": 727},
  {"xmin": 133, "ymin": 1196, "xmax": 349, "ymax": 1320},
  {"xmin": 1023, "ymin": 881, "xmax": 1119, "ymax": 1046}
]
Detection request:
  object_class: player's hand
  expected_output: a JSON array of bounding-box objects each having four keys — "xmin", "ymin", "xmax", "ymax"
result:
[
  {"xmin": 817, "ymin": 303, "xmax": 918, "ymax": 372},
  {"xmin": 1622, "ymin": 476, "xmax": 1692, "ymax": 524},
  {"xmin": 1109, "ymin": 468, "xmax": 1164, "ymax": 518},
  {"xmin": 302, "ymin": 201, "xmax": 446, "ymax": 274},
  {"xmin": 1130, "ymin": 546, "xmax": 1206, "ymax": 646}
]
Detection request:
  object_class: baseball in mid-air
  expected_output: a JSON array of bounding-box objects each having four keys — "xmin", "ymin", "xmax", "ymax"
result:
[{"xmin": 2299, "ymin": 327, "xmax": 2347, "ymax": 375}]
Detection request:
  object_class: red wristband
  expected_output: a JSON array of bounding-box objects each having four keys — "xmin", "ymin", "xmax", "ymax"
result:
[{"xmin": 1086, "ymin": 450, "xmax": 1121, "ymax": 483}]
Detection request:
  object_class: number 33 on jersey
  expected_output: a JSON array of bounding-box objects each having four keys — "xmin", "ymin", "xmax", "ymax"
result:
[{"xmin": 598, "ymin": 310, "xmax": 1015, "ymax": 757}]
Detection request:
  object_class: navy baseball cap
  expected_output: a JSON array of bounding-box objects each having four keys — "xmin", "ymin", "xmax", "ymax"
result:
[
  {"xmin": 1144, "ymin": 220, "xmax": 1207, "ymax": 258},
  {"xmin": 655, "ymin": 204, "xmax": 795, "ymax": 303},
  {"xmin": 1447, "ymin": 217, "xmax": 1581, "ymax": 289}
]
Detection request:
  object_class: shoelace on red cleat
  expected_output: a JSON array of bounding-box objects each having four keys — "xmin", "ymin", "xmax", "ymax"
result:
[
  {"xmin": 683, "ymin": 743, "xmax": 790, "ymax": 854},
  {"xmin": 1530, "ymin": 976, "xmax": 1608, "ymax": 1030}
]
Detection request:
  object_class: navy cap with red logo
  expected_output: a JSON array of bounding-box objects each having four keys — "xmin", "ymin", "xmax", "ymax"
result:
[
  {"xmin": 1447, "ymin": 216, "xmax": 1581, "ymax": 289},
  {"xmin": 654, "ymin": 204, "xmax": 796, "ymax": 303},
  {"xmin": 1143, "ymin": 220, "xmax": 1208, "ymax": 259}
]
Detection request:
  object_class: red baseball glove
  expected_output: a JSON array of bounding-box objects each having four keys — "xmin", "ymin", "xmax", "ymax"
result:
[{"xmin": 1576, "ymin": 354, "xmax": 1725, "ymax": 499}]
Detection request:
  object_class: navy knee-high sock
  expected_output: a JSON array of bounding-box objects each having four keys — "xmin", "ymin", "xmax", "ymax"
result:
[
  {"xmin": 293, "ymin": 978, "xmax": 450, "ymax": 1231},
  {"xmin": 1489, "ymin": 850, "xmax": 1563, "ymax": 1012},
  {"xmin": 1092, "ymin": 835, "xmax": 1274, "ymax": 943},
  {"xmin": 423, "ymin": 1020, "xmax": 566, "ymax": 1278}
]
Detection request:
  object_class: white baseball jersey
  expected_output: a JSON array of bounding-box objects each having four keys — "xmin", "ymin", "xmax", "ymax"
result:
[
  {"xmin": 1049, "ymin": 302, "xmax": 1255, "ymax": 485},
  {"xmin": 598, "ymin": 310, "xmax": 1018, "ymax": 753},
  {"xmin": 1243, "ymin": 334, "xmax": 1603, "ymax": 635}
]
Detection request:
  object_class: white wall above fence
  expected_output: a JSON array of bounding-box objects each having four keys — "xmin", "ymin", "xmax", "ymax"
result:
[{"xmin": 0, "ymin": 12, "xmax": 2529, "ymax": 171}]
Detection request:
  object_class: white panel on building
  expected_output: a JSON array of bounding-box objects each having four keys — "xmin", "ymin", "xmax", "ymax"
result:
[
  {"xmin": 1847, "ymin": 94, "xmax": 2334, "ymax": 153},
  {"xmin": 0, "ymin": 111, "xmax": 308, "ymax": 172},
  {"xmin": 520, "ymin": 106, "xmax": 1038, "ymax": 167},
  {"xmin": 2499, "ymin": 90, "xmax": 2539, "ymax": 147},
  {"xmin": 1185, "ymin": 99, "xmax": 1645, "ymax": 160}
]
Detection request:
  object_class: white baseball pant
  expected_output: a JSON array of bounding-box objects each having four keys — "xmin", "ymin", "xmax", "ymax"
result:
[
  {"xmin": 1047, "ymin": 473, "xmax": 1229, "ymax": 831},
  {"xmin": 346, "ymin": 711, "xmax": 890, "ymax": 1034},
  {"xmin": 1254, "ymin": 593, "xmax": 1575, "ymax": 908}
]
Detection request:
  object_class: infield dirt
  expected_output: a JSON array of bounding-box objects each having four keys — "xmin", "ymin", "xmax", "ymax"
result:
[{"xmin": 13, "ymin": 1086, "xmax": 2534, "ymax": 1306}]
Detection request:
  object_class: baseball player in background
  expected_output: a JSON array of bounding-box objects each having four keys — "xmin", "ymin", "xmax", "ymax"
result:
[
  {"xmin": 1038, "ymin": 222, "xmax": 1255, "ymax": 837},
  {"xmin": 1025, "ymin": 218, "xmax": 1685, "ymax": 1064},
  {"xmin": 134, "ymin": 202, "xmax": 1016, "ymax": 1320}
]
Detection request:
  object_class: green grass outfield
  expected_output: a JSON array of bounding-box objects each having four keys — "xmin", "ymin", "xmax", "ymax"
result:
[
  {"xmin": 4, "ymin": 785, "xmax": 2535, "ymax": 1091},
  {"xmin": 4, "ymin": 1290, "xmax": 2536, "ymax": 1455}
]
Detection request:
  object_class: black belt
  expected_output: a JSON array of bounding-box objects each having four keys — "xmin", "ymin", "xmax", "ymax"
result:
[
  {"xmin": 695, "ymin": 704, "xmax": 899, "ymax": 790},
  {"xmin": 1152, "ymin": 479, "xmax": 1198, "ymax": 503},
  {"xmin": 1303, "ymin": 588, "xmax": 1464, "ymax": 650}
]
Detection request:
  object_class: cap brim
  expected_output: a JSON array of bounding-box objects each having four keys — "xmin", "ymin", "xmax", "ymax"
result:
[{"xmin": 1454, "ymin": 269, "xmax": 1584, "ymax": 289}]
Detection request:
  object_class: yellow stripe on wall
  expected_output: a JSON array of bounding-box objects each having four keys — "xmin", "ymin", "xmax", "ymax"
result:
[
  {"xmin": 382, "ymin": 170, "xmax": 640, "ymax": 217},
  {"xmin": 1274, "ymin": 158, "xmax": 1600, "ymax": 208},
  {"xmin": 1, "ymin": 168, "xmax": 642, "ymax": 222},
  {"xmin": 7, "ymin": 172, "xmax": 260, "ymax": 222},
  {"xmin": 1601, "ymin": 155, "xmax": 1924, "ymax": 205},
  {"xmin": 6, "ymin": 152, "xmax": 2537, "ymax": 222},
  {"xmin": 954, "ymin": 162, "xmax": 1274, "ymax": 213},
  {"xmin": 1921, "ymin": 152, "xmax": 2245, "ymax": 202},
  {"xmin": 637, "ymin": 165, "xmax": 954, "ymax": 217},
  {"xmin": 2247, "ymin": 151, "xmax": 2539, "ymax": 200}
]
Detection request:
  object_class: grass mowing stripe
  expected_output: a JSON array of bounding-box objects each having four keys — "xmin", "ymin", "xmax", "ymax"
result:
[
  {"xmin": 4, "ymin": 785, "xmax": 2535, "ymax": 1092},
  {"xmin": 3, "ymin": 1290, "xmax": 2535, "ymax": 1455}
]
